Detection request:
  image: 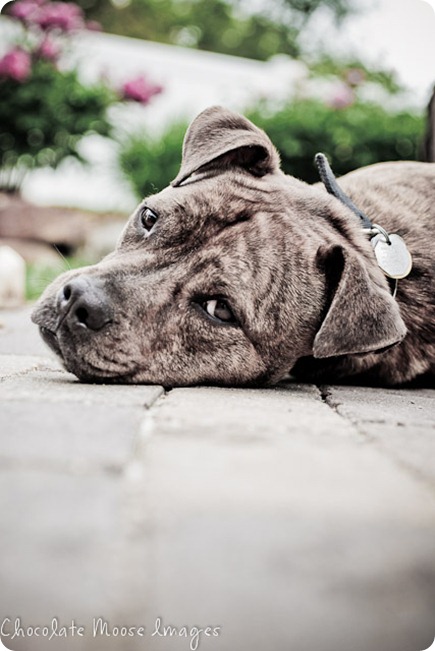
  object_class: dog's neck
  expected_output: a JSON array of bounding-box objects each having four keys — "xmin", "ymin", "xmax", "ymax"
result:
[{"xmin": 315, "ymin": 153, "xmax": 413, "ymax": 296}]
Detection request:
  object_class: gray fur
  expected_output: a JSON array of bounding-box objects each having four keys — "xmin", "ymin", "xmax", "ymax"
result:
[{"xmin": 31, "ymin": 106, "xmax": 435, "ymax": 386}]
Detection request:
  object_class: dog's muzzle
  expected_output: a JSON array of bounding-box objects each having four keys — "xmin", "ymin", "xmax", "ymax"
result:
[
  {"xmin": 56, "ymin": 276, "xmax": 113, "ymax": 332},
  {"xmin": 33, "ymin": 275, "xmax": 114, "ymax": 360}
]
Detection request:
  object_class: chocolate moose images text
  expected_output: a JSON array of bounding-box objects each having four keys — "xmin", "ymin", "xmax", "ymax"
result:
[{"xmin": 0, "ymin": 617, "xmax": 222, "ymax": 650}]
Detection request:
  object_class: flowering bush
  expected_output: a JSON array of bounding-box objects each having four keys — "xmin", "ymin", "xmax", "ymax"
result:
[{"xmin": 0, "ymin": 0, "xmax": 163, "ymax": 192}]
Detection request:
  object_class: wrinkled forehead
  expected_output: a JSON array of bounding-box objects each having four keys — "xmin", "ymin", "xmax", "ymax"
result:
[
  {"xmin": 119, "ymin": 171, "xmax": 281, "ymax": 254},
  {"xmin": 98, "ymin": 236, "xmax": 254, "ymax": 307},
  {"xmin": 147, "ymin": 177, "xmax": 239, "ymax": 228}
]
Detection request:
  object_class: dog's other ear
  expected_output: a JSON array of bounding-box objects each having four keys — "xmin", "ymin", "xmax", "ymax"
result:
[
  {"xmin": 313, "ymin": 246, "xmax": 407, "ymax": 358},
  {"xmin": 171, "ymin": 106, "xmax": 280, "ymax": 186}
]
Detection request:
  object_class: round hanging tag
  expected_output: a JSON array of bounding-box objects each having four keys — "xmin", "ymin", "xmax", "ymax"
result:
[{"xmin": 372, "ymin": 233, "xmax": 413, "ymax": 279}]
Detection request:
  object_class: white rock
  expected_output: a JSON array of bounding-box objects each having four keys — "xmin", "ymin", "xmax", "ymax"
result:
[{"xmin": 0, "ymin": 245, "xmax": 26, "ymax": 308}]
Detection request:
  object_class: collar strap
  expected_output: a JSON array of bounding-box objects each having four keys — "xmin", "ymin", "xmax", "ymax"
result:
[
  {"xmin": 314, "ymin": 153, "xmax": 413, "ymax": 297},
  {"xmin": 314, "ymin": 153, "xmax": 374, "ymax": 230}
]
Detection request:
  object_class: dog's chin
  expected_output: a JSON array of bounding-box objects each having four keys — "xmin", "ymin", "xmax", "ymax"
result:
[
  {"xmin": 64, "ymin": 356, "xmax": 137, "ymax": 384},
  {"xmin": 37, "ymin": 327, "xmax": 135, "ymax": 384}
]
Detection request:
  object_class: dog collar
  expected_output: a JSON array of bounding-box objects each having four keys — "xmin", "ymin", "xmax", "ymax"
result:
[{"xmin": 315, "ymin": 153, "xmax": 412, "ymax": 295}]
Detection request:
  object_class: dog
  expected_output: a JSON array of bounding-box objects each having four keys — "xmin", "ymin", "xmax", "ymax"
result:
[{"xmin": 31, "ymin": 106, "xmax": 435, "ymax": 386}]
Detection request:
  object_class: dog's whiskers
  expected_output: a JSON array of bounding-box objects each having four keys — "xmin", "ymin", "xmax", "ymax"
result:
[{"xmin": 52, "ymin": 245, "xmax": 72, "ymax": 271}]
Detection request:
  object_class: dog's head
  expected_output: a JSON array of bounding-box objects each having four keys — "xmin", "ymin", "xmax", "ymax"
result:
[{"xmin": 31, "ymin": 106, "xmax": 406, "ymax": 385}]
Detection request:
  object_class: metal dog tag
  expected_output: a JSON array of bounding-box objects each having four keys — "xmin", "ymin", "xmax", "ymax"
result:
[{"xmin": 371, "ymin": 233, "xmax": 412, "ymax": 279}]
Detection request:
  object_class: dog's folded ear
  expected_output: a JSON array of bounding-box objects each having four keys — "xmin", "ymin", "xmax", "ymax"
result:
[
  {"xmin": 313, "ymin": 246, "xmax": 407, "ymax": 359},
  {"xmin": 171, "ymin": 106, "xmax": 280, "ymax": 186}
]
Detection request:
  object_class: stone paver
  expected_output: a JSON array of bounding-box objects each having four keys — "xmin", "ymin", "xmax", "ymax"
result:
[
  {"xmin": 0, "ymin": 307, "xmax": 47, "ymax": 356},
  {"xmin": 0, "ymin": 362, "xmax": 163, "ymax": 407},
  {"xmin": 0, "ymin": 307, "xmax": 434, "ymax": 651},
  {"xmin": 325, "ymin": 386, "xmax": 435, "ymax": 486}
]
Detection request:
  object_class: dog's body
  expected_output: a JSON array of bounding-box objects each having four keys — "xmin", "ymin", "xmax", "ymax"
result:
[{"xmin": 32, "ymin": 107, "xmax": 435, "ymax": 386}]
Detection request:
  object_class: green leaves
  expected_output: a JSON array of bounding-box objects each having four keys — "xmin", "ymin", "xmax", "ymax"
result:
[
  {"xmin": 248, "ymin": 100, "xmax": 424, "ymax": 183},
  {"xmin": 0, "ymin": 61, "xmax": 114, "ymax": 187},
  {"xmin": 118, "ymin": 122, "xmax": 186, "ymax": 198}
]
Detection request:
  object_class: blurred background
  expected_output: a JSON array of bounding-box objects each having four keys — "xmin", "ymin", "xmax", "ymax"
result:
[{"xmin": 0, "ymin": 0, "xmax": 434, "ymax": 304}]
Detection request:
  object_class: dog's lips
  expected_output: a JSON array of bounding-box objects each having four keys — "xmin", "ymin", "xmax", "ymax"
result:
[
  {"xmin": 60, "ymin": 349, "xmax": 139, "ymax": 384},
  {"xmin": 39, "ymin": 327, "xmax": 135, "ymax": 382},
  {"xmin": 39, "ymin": 325, "xmax": 63, "ymax": 357},
  {"xmin": 32, "ymin": 299, "xmax": 138, "ymax": 382}
]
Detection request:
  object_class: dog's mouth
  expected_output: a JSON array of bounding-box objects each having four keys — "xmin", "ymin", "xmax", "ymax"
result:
[
  {"xmin": 39, "ymin": 326, "xmax": 62, "ymax": 357},
  {"xmin": 36, "ymin": 321, "xmax": 138, "ymax": 383},
  {"xmin": 31, "ymin": 285, "xmax": 137, "ymax": 383}
]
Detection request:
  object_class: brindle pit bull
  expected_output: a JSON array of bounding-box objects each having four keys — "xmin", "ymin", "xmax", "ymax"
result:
[{"xmin": 31, "ymin": 106, "xmax": 435, "ymax": 386}]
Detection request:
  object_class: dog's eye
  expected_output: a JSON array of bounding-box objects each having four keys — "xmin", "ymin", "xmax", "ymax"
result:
[
  {"xmin": 202, "ymin": 298, "xmax": 236, "ymax": 324},
  {"xmin": 140, "ymin": 207, "xmax": 158, "ymax": 232}
]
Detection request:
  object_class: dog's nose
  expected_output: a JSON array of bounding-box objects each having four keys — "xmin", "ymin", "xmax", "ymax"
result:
[{"xmin": 58, "ymin": 277, "xmax": 112, "ymax": 331}]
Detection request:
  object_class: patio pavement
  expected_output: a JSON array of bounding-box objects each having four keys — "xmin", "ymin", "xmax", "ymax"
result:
[{"xmin": 0, "ymin": 306, "xmax": 434, "ymax": 651}]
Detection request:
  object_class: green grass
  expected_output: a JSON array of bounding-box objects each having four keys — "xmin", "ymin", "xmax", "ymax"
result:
[{"xmin": 26, "ymin": 257, "xmax": 91, "ymax": 301}]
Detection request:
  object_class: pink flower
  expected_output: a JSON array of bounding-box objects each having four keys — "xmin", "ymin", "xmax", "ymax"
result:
[
  {"xmin": 9, "ymin": 0, "xmax": 43, "ymax": 23},
  {"xmin": 34, "ymin": 2, "xmax": 85, "ymax": 32},
  {"xmin": 326, "ymin": 83, "xmax": 354, "ymax": 110},
  {"xmin": 0, "ymin": 48, "xmax": 32, "ymax": 82},
  {"xmin": 86, "ymin": 20, "xmax": 102, "ymax": 32},
  {"xmin": 121, "ymin": 76, "xmax": 163, "ymax": 105},
  {"xmin": 345, "ymin": 68, "xmax": 366, "ymax": 88},
  {"xmin": 37, "ymin": 36, "xmax": 61, "ymax": 61}
]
